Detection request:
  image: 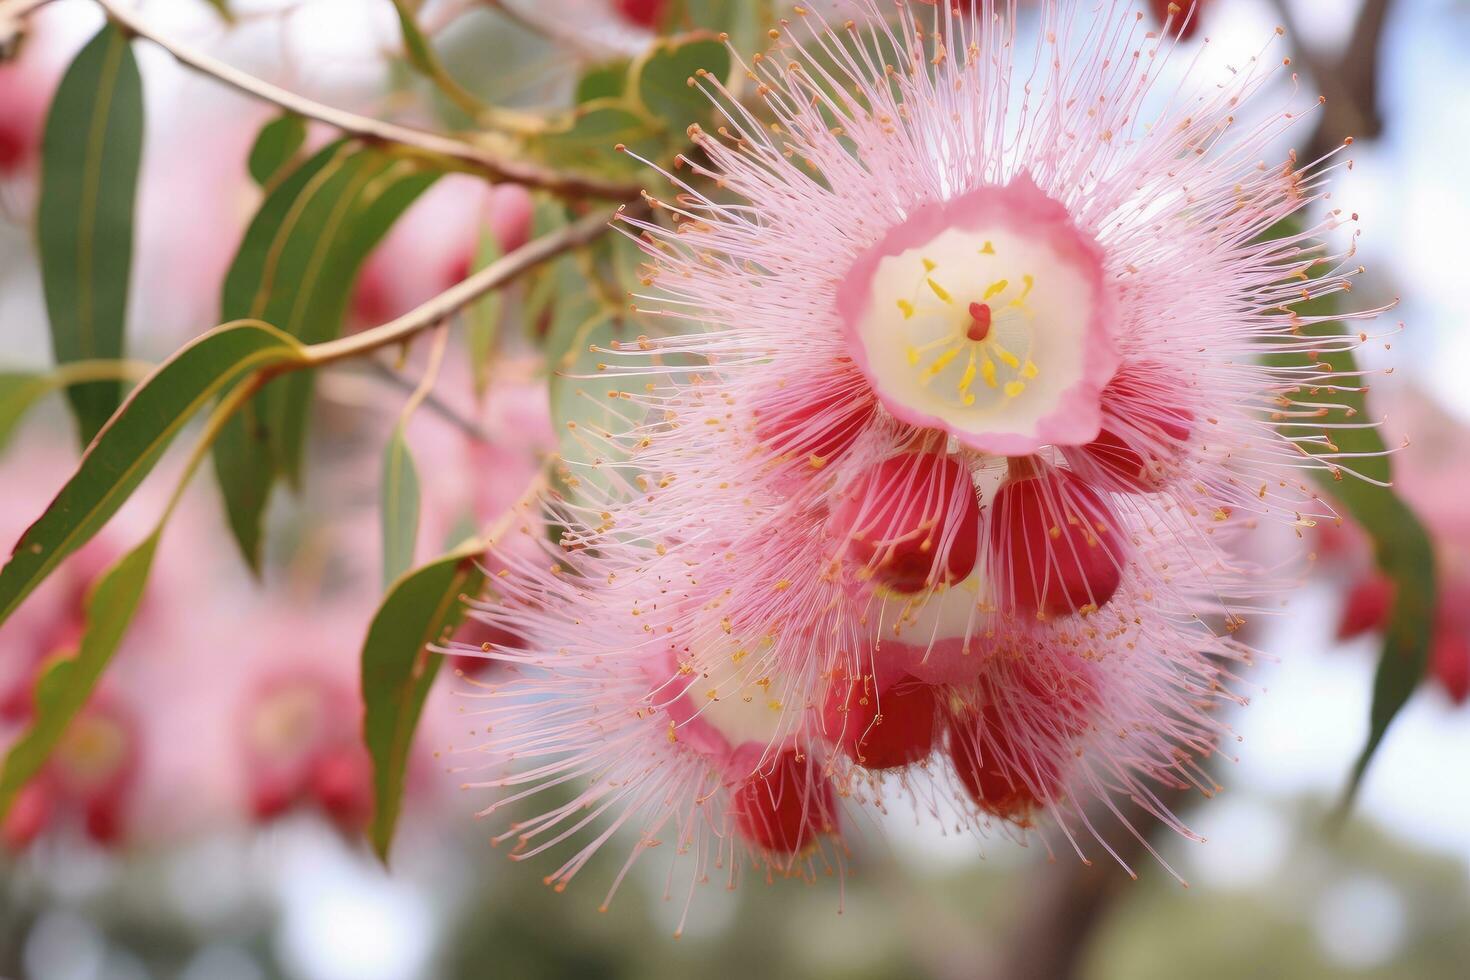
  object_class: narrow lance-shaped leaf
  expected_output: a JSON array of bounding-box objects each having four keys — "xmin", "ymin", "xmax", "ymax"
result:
[
  {"xmin": 465, "ymin": 231, "xmax": 504, "ymax": 398},
  {"xmin": 363, "ymin": 541, "xmax": 487, "ymax": 861},
  {"xmin": 1260, "ymin": 221, "xmax": 1437, "ymax": 809},
  {"xmin": 268, "ymin": 163, "xmax": 440, "ymax": 484},
  {"xmin": 380, "ymin": 428, "xmax": 422, "ymax": 589},
  {"xmin": 212, "ymin": 142, "xmax": 440, "ymax": 570},
  {"xmin": 392, "ymin": 0, "xmax": 440, "ymax": 78},
  {"xmin": 0, "ymin": 322, "xmax": 306, "ymax": 630},
  {"xmin": 37, "ymin": 24, "xmax": 144, "ymax": 448},
  {"xmin": 0, "ymin": 533, "xmax": 158, "ymax": 821},
  {"xmin": 1293, "ymin": 267, "xmax": 1434, "ymax": 810}
]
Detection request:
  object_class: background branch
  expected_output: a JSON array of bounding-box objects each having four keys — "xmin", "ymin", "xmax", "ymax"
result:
[
  {"xmin": 93, "ymin": 0, "xmax": 641, "ymax": 200},
  {"xmin": 303, "ymin": 204, "xmax": 630, "ymax": 369}
]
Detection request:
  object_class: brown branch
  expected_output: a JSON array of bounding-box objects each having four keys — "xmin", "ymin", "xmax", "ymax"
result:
[
  {"xmin": 93, "ymin": 0, "xmax": 642, "ymax": 201},
  {"xmin": 1271, "ymin": 0, "xmax": 1396, "ymax": 162},
  {"xmin": 979, "ymin": 787, "xmax": 1197, "ymax": 980}
]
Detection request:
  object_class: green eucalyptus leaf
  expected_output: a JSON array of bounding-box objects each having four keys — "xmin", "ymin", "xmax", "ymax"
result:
[
  {"xmin": 537, "ymin": 103, "xmax": 661, "ymax": 176},
  {"xmin": 0, "ymin": 323, "xmax": 306, "ymax": 629},
  {"xmin": 1259, "ymin": 222, "xmax": 1437, "ymax": 811},
  {"xmin": 380, "ymin": 426, "xmax": 422, "ymax": 589},
  {"xmin": 466, "ymin": 232, "xmax": 505, "ymax": 398},
  {"xmin": 631, "ymin": 35, "xmax": 729, "ymax": 128},
  {"xmin": 576, "ymin": 62, "xmax": 629, "ymax": 104},
  {"xmin": 0, "ymin": 532, "xmax": 158, "ymax": 822},
  {"xmin": 391, "ymin": 0, "xmax": 438, "ymax": 77},
  {"xmin": 37, "ymin": 24, "xmax": 144, "ymax": 448},
  {"xmin": 247, "ymin": 113, "xmax": 307, "ymax": 188},
  {"xmin": 677, "ymin": 0, "xmax": 769, "ymax": 52},
  {"xmin": 212, "ymin": 142, "xmax": 440, "ymax": 570},
  {"xmin": 363, "ymin": 541, "xmax": 486, "ymax": 862}
]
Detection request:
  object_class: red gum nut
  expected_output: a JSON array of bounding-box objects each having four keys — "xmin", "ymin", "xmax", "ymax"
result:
[
  {"xmin": 727, "ymin": 744, "xmax": 835, "ymax": 856},
  {"xmin": 948, "ymin": 706, "xmax": 1060, "ymax": 825},
  {"xmin": 915, "ymin": 0, "xmax": 978, "ymax": 13},
  {"xmin": 1337, "ymin": 574, "xmax": 1395, "ymax": 640},
  {"xmin": 83, "ymin": 790, "xmax": 127, "ymax": 846},
  {"xmin": 823, "ymin": 673, "xmax": 938, "ymax": 770},
  {"xmin": 752, "ymin": 377, "xmax": 877, "ymax": 469},
  {"xmin": 992, "ymin": 462, "xmax": 1123, "ymax": 618},
  {"xmin": 830, "ymin": 451, "xmax": 981, "ymax": 594}
]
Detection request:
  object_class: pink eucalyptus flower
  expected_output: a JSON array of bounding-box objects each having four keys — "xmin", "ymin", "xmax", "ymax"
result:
[{"xmin": 453, "ymin": 0, "xmax": 1385, "ymax": 912}]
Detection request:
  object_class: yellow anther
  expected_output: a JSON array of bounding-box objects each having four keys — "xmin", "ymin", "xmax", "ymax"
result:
[
  {"xmin": 1021, "ymin": 360, "xmax": 1039, "ymax": 379},
  {"xmin": 979, "ymin": 240, "xmax": 995, "ymax": 255},
  {"xmin": 921, "ymin": 257, "xmax": 937, "ymax": 272},
  {"xmin": 926, "ymin": 277, "xmax": 952, "ymax": 302},
  {"xmin": 982, "ymin": 278, "xmax": 1009, "ymax": 300},
  {"xmin": 906, "ymin": 345, "xmax": 920, "ymax": 366},
  {"xmin": 1013, "ymin": 273, "xmax": 1035, "ymax": 303},
  {"xmin": 896, "ymin": 298, "xmax": 915, "ymax": 319},
  {"xmin": 1004, "ymin": 380, "xmax": 1026, "ymax": 398},
  {"xmin": 924, "ymin": 345, "xmax": 962, "ymax": 382},
  {"xmin": 981, "ymin": 358, "xmax": 998, "ymax": 388},
  {"xmin": 957, "ymin": 353, "xmax": 977, "ymax": 393},
  {"xmin": 992, "ymin": 343, "xmax": 1021, "ymax": 369}
]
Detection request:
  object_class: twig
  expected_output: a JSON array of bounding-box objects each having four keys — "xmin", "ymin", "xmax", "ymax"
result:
[
  {"xmin": 1269, "ymin": 0, "xmax": 1394, "ymax": 161},
  {"xmin": 302, "ymin": 205, "xmax": 627, "ymax": 369},
  {"xmin": 0, "ymin": 0, "xmax": 51, "ymax": 51},
  {"xmin": 397, "ymin": 324, "xmax": 450, "ymax": 425},
  {"xmin": 91, "ymin": 0, "xmax": 642, "ymax": 200},
  {"xmin": 359, "ymin": 359, "xmax": 490, "ymax": 443}
]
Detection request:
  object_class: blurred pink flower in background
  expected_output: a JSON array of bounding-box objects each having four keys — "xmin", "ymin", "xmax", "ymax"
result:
[
  {"xmin": 351, "ymin": 175, "xmax": 533, "ymax": 330},
  {"xmin": 0, "ymin": 37, "xmax": 52, "ymax": 180},
  {"xmin": 1329, "ymin": 387, "xmax": 1470, "ymax": 704}
]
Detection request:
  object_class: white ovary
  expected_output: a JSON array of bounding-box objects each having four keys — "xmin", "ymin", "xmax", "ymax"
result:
[
  {"xmin": 869, "ymin": 573, "xmax": 997, "ymax": 686},
  {"xmin": 685, "ymin": 635, "xmax": 791, "ymax": 749},
  {"xmin": 878, "ymin": 572, "xmax": 989, "ymax": 647},
  {"xmin": 853, "ymin": 226, "xmax": 1095, "ymax": 445}
]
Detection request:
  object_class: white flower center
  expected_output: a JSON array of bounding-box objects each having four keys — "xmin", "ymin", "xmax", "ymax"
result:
[{"xmin": 838, "ymin": 178, "xmax": 1117, "ymax": 455}]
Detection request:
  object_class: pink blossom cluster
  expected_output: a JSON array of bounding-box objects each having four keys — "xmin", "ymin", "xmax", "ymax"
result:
[{"xmin": 453, "ymin": 0, "xmax": 1389, "ymax": 918}]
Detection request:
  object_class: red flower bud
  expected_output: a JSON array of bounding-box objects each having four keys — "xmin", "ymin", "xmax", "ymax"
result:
[
  {"xmin": 948, "ymin": 705, "xmax": 1059, "ymax": 825},
  {"xmin": 829, "ymin": 450, "xmax": 981, "ymax": 594},
  {"xmin": 1067, "ymin": 363, "xmax": 1193, "ymax": 491},
  {"xmin": 991, "ymin": 460, "xmax": 1123, "ymax": 617},
  {"xmin": 753, "ymin": 370, "xmax": 876, "ymax": 469},
  {"xmin": 823, "ymin": 672, "xmax": 938, "ymax": 770},
  {"xmin": 1432, "ymin": 630, "xmax": 1470, "ymax": 705},
  {"xmin": 727, "ymin": 744, "xmax": 835, "ymax": 856},
  {"xmin": 614, "ymin": 0, "xmax": 665, "ymax": 29}
]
